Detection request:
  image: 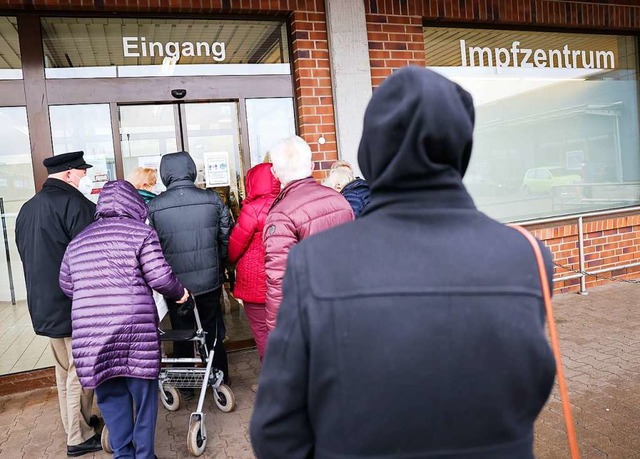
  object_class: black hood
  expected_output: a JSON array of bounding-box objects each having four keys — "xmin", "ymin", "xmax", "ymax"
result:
[
  {"xmin": 358, "ymin": 67, "xmax": 475, "ymax": 194},
  {"xmin": 160, "ymin": 151, "xmax": 197, "ymax": 187}
]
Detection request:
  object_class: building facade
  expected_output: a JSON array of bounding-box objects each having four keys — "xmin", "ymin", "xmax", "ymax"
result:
[{"xmin": 0, "ymin": 0, "xmax": 638, "ymax": 316}]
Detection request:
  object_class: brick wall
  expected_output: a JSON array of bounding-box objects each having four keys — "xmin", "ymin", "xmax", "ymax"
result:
[
  {"xmin": 365, "ymin": 12, "xmax": 425, "ymax": 88},
  {"xmin": 0, "ymin": 0, "xmax": 338, "ymax": 175},
  {"xmin": 529, "ymin": 215, "xmax": 640, "ymax": 293}
]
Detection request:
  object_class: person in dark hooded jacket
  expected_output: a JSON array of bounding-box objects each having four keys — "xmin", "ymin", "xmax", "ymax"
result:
[
  {"xmin": 147, "ymin": 151, "xmax": 233, "ymax": 386},
  {"xmin": 323, "ymin": 161, "xmax": 370, "ymax": 217},
  {"xmin": 250, "ymin": 67, "xmax": 556, "ymax": 458}
]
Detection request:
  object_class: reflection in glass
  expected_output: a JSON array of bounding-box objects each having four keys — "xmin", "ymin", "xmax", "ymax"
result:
[
  {"xmin": 425, "ymin": 27, "xmax": 640, "ymax": 222},
  {"xmin": 0, "ymin": 108, "xmax": 51, "ymax": 376},
  {"xmin": 42, "ymin": 17, "xmax": 290, "ymax": 79},
  {"xmin": 246, "ymin": 98, "xmax": 296, "ymax": 167},
  {"xmin": 0, "ymin": 17, "xmax": 22, "ymax": 80},
  {"xmin": 50, "ymin": 104, "xmax": 117, "ymax": 200},
  {"xmin": 183, "ymin": 102, "xmax": 253, "ymax": 343},
  {"xmin": 120, "ymin": 104, "xmax": 178, "ymax": 193},
  {"xmin": 184, "ymin": 102, "xmax": 242, "ymax": 195}
]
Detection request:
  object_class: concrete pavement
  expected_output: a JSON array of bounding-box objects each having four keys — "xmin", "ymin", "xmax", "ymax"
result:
[{"xmin": 0, "ymin": 282, "xmax": 638, "ymax": 458}]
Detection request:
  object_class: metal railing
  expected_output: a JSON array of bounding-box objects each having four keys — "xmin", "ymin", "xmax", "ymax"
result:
[{"xmin": 517, "ymin": 205, "xmax": 640, "ymax": 294}]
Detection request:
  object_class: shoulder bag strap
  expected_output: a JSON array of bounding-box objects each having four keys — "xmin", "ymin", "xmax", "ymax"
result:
[{"xmin": 510, "ymin": 225, "xmax": 580, "ymax": 459}]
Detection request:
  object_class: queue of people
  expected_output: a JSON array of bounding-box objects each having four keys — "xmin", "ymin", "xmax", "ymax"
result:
[{"xmin": 14, "ymin": 66, "xmax": 555, "ymax": 459}]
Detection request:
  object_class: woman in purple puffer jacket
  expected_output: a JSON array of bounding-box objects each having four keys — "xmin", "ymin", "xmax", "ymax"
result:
[{"xmin": 59, "ymin": 180, "xmax": 188, "ymax": 459}]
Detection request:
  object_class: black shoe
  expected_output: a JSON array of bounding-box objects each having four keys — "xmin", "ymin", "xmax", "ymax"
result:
[
  {"xmin": 88, "ymin": 414, "xmax": 101, "ymax": 428},
  {"xmin": 67, "ymin": 434, "xmax": 102, "ymax": 457},
  {"xmin": 179, "ymin": 389, "xmax": 195, "ymax": 401}
]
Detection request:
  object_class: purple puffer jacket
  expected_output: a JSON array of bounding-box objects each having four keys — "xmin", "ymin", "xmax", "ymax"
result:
[{"xmin": 59, "ymin": 180, "xmax": 184, "ymax": 389}]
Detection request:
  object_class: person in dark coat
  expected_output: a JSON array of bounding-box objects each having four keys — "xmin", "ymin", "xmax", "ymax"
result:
[
  {"xmin": 147, "ymin": 151, "xmax": 233, "ymax": 386},
  {"xmin": 323, "ymin": 161, "xmax": 370, "ymax": 217},
  {"xmin": 250, "ymin": 67, "xmax": 556, "ymax": 459},
  {"xmin": 60, "ymin": 180, "xmax": 188, "ymax": 459},
  {"xmin": 15, "ymin": 151, "xmax": 101, "ymax": 457}
]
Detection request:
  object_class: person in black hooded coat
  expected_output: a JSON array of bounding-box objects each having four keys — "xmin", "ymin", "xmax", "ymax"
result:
[
  {"xmin": 250, "ymin": 67, "xmax": 556, "ymax": 459},
  {"xmin": 148, "ymin": 151, "xmax": 233, "ymax": 384}
]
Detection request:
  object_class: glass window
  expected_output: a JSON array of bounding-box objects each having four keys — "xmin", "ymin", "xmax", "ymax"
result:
[
  {"xmin": 42, "ymin": 17, "xmax": 290, "ymax": 79},
  {"xmin": 184, "ymin": 102, "xmax": 242, "ymax": 189},
  {"xmin": 120, "ymin": 103, "xmax": 178, "ymax": 193},
  {"xmin": 246, "ymin": 98, "xmax": 296, "ymax": 167},
  {"xmin": 0, "ymin": 17, "xmax": 22, "ymax": 79},
  {"xmin": 425, "ymin": 27, "xmax": 640, "ymax": 222},
  {"xmin": 0, "ymin": 107, "xmax": 52, "ymax": 375},
  {"xmin": 49, "ymin": 104, "xmax": 117, "ymax": 199}
]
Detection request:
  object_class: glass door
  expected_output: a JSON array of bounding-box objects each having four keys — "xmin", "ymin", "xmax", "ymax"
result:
[
  {"xmin": 119, "ymin": 101, "xmax": 253, "ymax": 348},
  {"xmin": 119, "ymin": 104, "xmax": 180, "ymax": 193}
]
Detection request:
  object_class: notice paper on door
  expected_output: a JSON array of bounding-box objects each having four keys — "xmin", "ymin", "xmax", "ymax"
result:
[{"xmin": 204, "ymin": 151, "xmax": 231, "ymax": 187}]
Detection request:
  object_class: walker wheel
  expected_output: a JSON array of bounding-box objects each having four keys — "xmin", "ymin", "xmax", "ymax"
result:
[
  {"xmin": 161, "ymin": 383, "xmax": 181, "ymax": 411},
  {"xmin": 187, "ymin": 420, "xmax": 206, "ymax": 456},
  {"xmin": 214, "ymin": 384, "xmax": 236, "ymax": 413},
  {"xmin": 101, "ymin": 425, "xmax": 112, "ymax": 454}
]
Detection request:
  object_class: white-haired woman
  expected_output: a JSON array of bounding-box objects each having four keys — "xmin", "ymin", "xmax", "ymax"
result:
[{"xmin": 323, "ymin": 160, "xmax": 370, "ymax": 217}]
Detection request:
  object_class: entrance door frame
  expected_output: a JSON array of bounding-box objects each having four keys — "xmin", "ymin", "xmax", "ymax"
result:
[
  {"xmin": 10, "ymin": 14, "xmax": 295, "ymax": 190},
  {"xmin": 48, "ymin": 75, "xmax": 293, "ymax": 185}
]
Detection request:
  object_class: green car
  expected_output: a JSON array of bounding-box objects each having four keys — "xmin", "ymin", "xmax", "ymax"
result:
[{"xmin": 522, "ymin": 167, "xmax": 582, "ymax": 195}]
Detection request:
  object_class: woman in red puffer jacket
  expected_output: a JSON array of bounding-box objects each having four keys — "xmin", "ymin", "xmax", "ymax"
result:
[{"xmin": 228, "ymin": 163, "xmax": 280, "ymax": 360}]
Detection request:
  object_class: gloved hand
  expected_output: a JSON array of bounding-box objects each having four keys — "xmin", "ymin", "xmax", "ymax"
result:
[{"xmin": 176, "ymin": 294, "xmax": 195, "ymax": 317}]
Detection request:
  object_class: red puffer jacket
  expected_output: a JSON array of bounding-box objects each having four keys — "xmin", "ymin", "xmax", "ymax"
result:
[
  {"xmin": 264, "ymin": 177, "xmax": 354, "ymax": 331},
  {"xmin": 228, "ymin": 163, "xmax": 281, "ymax": 303}
]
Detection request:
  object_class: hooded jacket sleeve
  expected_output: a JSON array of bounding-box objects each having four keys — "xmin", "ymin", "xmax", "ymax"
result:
[
  {"xmin": 263, "ymin": 211, "xmax": 298, "ymax": 331},
  {"xmin": 250, "ymin": 246, "xmax": 313, "ymax": 458},
  {"xmin": 139, "ymin": 228, "xmax": 185, "ymax": 300},
  {"xmin": 228, "ymin": 206, "xmax": 257, "ymax": 264},
  {"xmin": 58, "ymin": 250, "xmax": 74, "ymax": 299},
  {"xmin": 218, "ymin": 203, "xmax": 232, "ymax": 261}
]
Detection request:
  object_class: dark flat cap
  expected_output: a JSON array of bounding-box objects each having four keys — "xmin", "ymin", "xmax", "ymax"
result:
[{"xmin": 43, "ymin": 151, "xmax": 93, "ymax": 174}]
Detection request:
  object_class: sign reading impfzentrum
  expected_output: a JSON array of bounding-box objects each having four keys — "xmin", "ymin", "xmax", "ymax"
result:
[
  {"xmin": 460, "ymin": 39, "xmax": 615, "ymax": 69},
  {"xmin": 123, "ymin": 37, "xmax": 227, "ymax": 62}
]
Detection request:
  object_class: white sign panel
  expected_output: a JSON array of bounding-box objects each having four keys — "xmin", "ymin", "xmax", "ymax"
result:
[
  {"xmin": 204, "ymin": 152, "xmax": 231, "ymax": 187},
  {"xmin": 138, "ymin": 155, "xmax": 161, "ymax": 170}
]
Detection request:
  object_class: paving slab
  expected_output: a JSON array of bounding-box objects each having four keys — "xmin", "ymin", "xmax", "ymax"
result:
[{"xmin": 0, "ymin": 282, "xmax": 638, "ymax": 458}]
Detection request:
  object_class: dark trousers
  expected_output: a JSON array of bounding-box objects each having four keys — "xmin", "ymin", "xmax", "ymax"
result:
[
  {"xmin": 95, "ymin": 377, "xmax": 157, "ymax": 459},
  {"xmin": 167, "ymin": 288, "xmax": 229, "ymax": 383}
]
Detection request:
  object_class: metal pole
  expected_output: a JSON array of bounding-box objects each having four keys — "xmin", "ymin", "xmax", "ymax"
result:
[
  {"xmin": 578, "ymin": 216, "xmax": 588, "ymax": 295},
  {"xmin": 0, "ymin": 198, "xmax": 16, "ymax": 305}
]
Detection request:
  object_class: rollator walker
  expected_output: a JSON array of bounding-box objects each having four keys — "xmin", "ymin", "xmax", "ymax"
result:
[{"xmin": 101, "ymin": 295, "xmax": 236, "ymax": 457}]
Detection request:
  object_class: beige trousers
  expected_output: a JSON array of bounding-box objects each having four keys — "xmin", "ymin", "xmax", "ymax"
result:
[{"xmin": 49, "ymin": 337, "xmax": 96, "ymax": 446}]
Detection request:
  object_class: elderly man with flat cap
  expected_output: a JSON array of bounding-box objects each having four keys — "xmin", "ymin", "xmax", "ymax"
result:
[{"xmin": 16, "ymin": 151, "xmax": 102, "ymax": 457}]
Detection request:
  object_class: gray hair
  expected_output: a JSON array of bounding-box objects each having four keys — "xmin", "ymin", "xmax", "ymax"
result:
[{"xmin": 269, "ymin": 136, "xmax": 313, "ymax": 186}]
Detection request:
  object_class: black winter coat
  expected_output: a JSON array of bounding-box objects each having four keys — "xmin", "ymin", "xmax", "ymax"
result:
[
  {"xmin": 15, "ymin": 178, "xmax": 96, "ymax": 338},
  {"xmin": 250, "ymin": 67, "xmax": 556, "ymax": 459},
  {"xmin": 148, "ymin": 152, "xmax": 232, "ymax": 295},
  {"xmin": 340, "ymin": 178, "xmax": 370, "ymax": 217}
]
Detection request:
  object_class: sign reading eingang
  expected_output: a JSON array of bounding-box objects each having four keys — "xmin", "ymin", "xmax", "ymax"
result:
[{"xmin": 122, "ymin": 37, "xmax": 227, "ymax": 62}]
